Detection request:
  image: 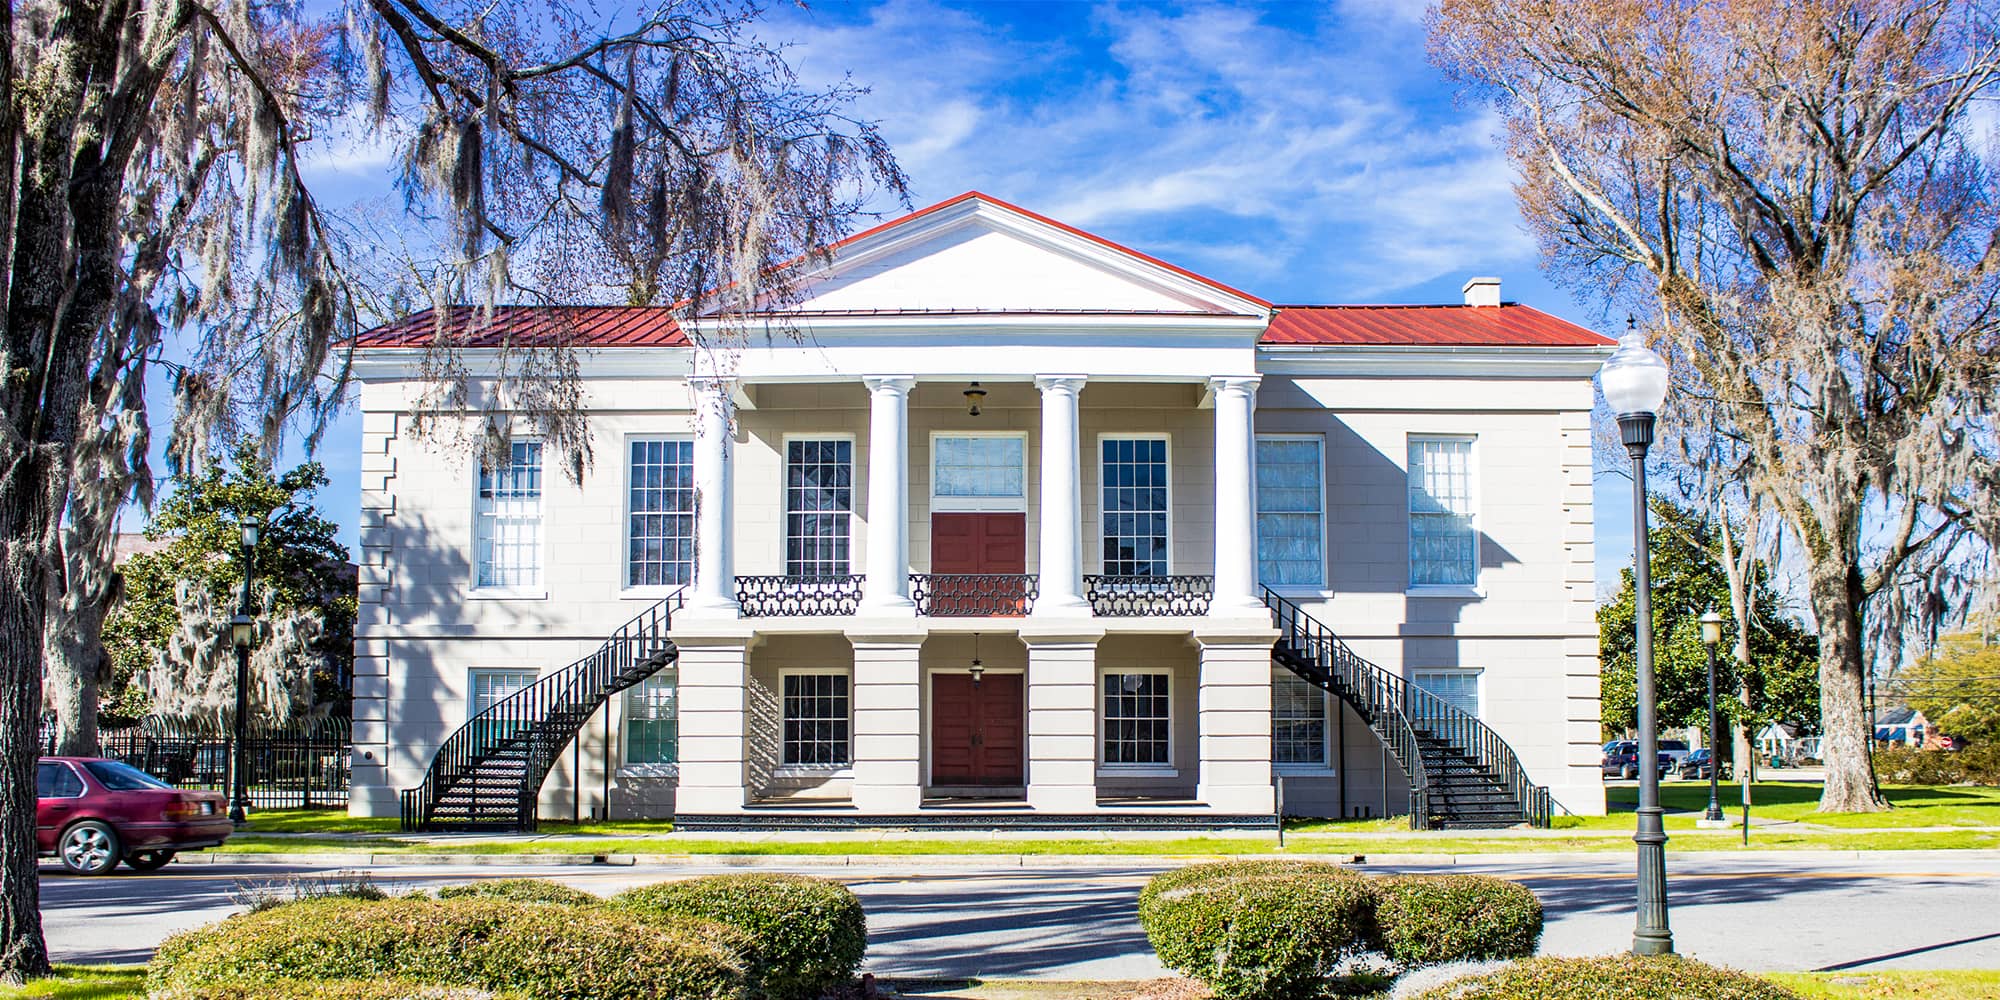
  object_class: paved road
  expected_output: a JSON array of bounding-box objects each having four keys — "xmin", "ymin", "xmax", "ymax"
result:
[{"xmin": 38, "ymin": 854, "xmax": 2000, "ymax": 979}]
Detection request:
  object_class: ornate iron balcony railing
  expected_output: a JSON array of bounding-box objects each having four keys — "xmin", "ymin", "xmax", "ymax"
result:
[
  {"xmin": 1084, "ymin": 575, "xmax": 1214, "ymax": 616},
  {"xmin": 910, "ymin": 573, "xmax": 1038, "ymax": 617},
  {"xmin": 734, "ymin": 575, "xmax": 865, "ymax": 617}
]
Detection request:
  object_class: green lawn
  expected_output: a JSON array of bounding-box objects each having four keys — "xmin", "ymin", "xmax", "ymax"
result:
[
  {"xmin": 1771, "ymin": 969, "xmax": 2000, "ymax": 998},
  {"xmin": 1592, "ymin": 782, "xmax": 2000, "ymax": 830},
  {"xmin": 0, "ymin": 966, "xmax": 144, "ymax": 1000}
]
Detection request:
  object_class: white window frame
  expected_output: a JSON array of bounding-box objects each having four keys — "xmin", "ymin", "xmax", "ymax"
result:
[
  {"xmin": 777, "ymin": 667, "xmax": 854, "ymax": 774},
  {"xmin": 618, "ymin": 669, "xmax": 680, "ymax": 776},
  {"xmin": 622, "ymin": 433, "xmax": 697, "ymax": 596},
  {"xmin": 782, "ymin": 433, "xmax": 857, "ymax": 578},
  {"xmin": 1097, "ymin": 668, "xmax": 1176, "ymax": 776},
  {"xmin": 1405, "ymin": 434, "xmax": 1482, "ymax": 597},
  {"xmin": 929, "ymin": 430, "xmax": 1030, "ymax": 513},
  {"xmin": 1271, "ymin": 669, "xmax": 1333, "ymax": 772},
  {"xmin": 1255, "ymin": 434, "xmax": 1328, "ymax": 591},
  {"xmin": 467, "ymin": 668, "xmax": 540, "ymax": 716},
  {"xmin": 469, "ymin": 438, "xmax": 547, "ymax": 598},
  {"xmin": 1095, "ymin": 433, "xmax": 1174, "ymax": 576},
  {"xmin": 1412, "ymin": 668, "xmax": 1484, "ymax": 720}
]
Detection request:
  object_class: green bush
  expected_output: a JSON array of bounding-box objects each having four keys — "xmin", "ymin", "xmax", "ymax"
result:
[
  {"xmin": 154, "ymin": 981, "xmax": 516, "ymax": 1000},
  {"xmin": 1409, "ymin": 955, "xmax": 1801, "ymax": 999},
  {"xmin": 1373, "ymin": 875, "xmax": 1543, "ymax": 968},
  {"xmin": 614, "ymin": 874, "xmax": 867, "ymax": 1000},
  {"xmin": 435, "ymin": 879, "xmax": 602, "ymax": 906},
  {"xmin": 149, "ymin": 896, "xmax": 748, "ymax": 1000},
  {"xmin": 1873, "ymin": 743, "xmax": 2000, "ymax": 785},
  {"xmin": 1137, "ymin": 863, "xmax": 1377, "ymax": 1000}
]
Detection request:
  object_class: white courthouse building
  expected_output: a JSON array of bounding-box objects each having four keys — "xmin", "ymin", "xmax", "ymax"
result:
[{"xmin": 346, "ymin": 193, "xmax": 1611, "ymax": 831}]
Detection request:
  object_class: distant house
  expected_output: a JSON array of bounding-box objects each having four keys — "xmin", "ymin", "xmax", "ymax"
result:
[
  {"xmin": 1873, "ymin": 707, "xmax": 1929, "ymax": 747},
  {"xmin": 1756, "ymin": 722, "xmax": 1820, "ymax": 764}
]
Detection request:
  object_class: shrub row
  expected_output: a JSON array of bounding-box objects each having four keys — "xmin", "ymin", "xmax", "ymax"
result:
[
  {"xmin": 151, "ymin": 874, "xmax": 868, "ymax": 1000},
  {"xmin": 614, "ymin": 874, "xmax": 868, "ymax": 1000},
  {"xmin": 1138, "ymin": 862, "xmax": 1543, "ymax": 1000},
  {"xmin": 1873, "ymin": 743, "xmax": 2000, "ymax": 785},
  {"xmin": 1407, "ymin": 955, "xmax": 1802, "ymax": 999},
  {"xmin": 150, "ymin": 897, "xmax": 746, "ymax": 1000}
]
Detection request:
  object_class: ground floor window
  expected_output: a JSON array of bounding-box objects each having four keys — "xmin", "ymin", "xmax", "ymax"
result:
[
  {"xmin": 1102, "ymin": 672, "xmax": 1171, "ymax": 765},
  {"xmin": 1272, "ymin": 670, "xmax": 1328, "ymax": 766},
  {"xmin": 782, "ymin": 672, "xmax": 851, "ymax": 766},
  {"xmin": 624, "ymin": 671, "xmax": 678, "ymax": 765},
  {"xmin": 1414, "ymin": 669, "xmax": 1482, "ymax": 719},
  {"xmin": 469, "ymin": 669, "xmax": 538, "ymax": 715}
]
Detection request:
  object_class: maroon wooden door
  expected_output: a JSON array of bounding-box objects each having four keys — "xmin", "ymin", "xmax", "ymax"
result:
[
  {"xmin": 930, "ymin": 513, "xmax": 1028, "ymax": 615},
  {"xmin": 931, "ymin": 672, "xmax": 1025, "ymax": 786}
]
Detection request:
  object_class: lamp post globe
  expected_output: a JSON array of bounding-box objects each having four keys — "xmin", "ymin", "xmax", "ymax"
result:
[
  {"xmin": 1699, "ymin": 610, "xmax": 1726, "ymax": 823},
  {"xmin": 1601, "ymin": 319, "xmax": 1674, "ymax": 956}
]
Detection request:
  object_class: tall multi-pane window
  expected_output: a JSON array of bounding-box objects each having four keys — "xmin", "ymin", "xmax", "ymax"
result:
[
  {"xmin": 1408, "ymin": 436, "xmax": 1477, "ymax": 586},
  {"xmin": 786, "ymin": 439, "xmax": 854, "ymax": 576},
  {"xmin": 624, "ymin": 671, "xmax": 678, "ymax": 765},
  {"xmin": 628, "ymin": 439, "xmax": 695, "ymax": 588},
  {"xmin": 781, "ymin": 673, "xmax": 851, "ymax": 765},
  {"xmin": 1102, "ymin": 672, "xmax": 1171, "ymax": 765},
  {"xmin": 1415, "ymin": 669, "xmax": 1482, "ymax": 719},
  {"xmin": 475, "ymin": 440, "xmax": 543, "ymax": 589},
  {"xmin": 1272, "ymin": 670, "xmax": 1328, "ymax": 765},
  {"xmin": 1101, "ymin": 437, "xmax": 1169, "ymax": 576},
  {"xmin": 1256, "ymin": 437, "xmax": 1325, "ymax": 587}
]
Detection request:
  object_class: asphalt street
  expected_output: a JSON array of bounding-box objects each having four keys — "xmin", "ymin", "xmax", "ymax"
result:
[{"xmin": 37, "ymin": 853, "xmax": 2000, "ymax": 980}]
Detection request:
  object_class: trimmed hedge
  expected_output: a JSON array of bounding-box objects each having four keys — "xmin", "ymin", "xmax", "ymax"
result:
[
  {"xmin": 435, "ymin": 879, "xmax": 602, "ymax": 906},
  {"xmin": 614, "ymin": 874, "xmax": 866, "ymax": 1000},
  {"xmin": 1873, "ymin": 743, "xmax": 2000, "ymax": 785},
  {"xmin": 1409, "ymin": 956, "xmax": 1802, "ymax": 1000},
  {"xmin": 149, "ymin": 896, "xmax": 748, "ymax": 1000},
  {"xmin": 1372, "ymin": 875, "xmax": 1543, "ymax": 967},
  {"xmin": 1137, "ymin": 863, "xmax": 1377, "ymax": 1000},
  {"xmin": 153, "ymin": 981, "xmax": 515, "ymax": 1000}
]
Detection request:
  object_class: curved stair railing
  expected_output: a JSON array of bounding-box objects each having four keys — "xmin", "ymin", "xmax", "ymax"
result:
[
  {"xmin": 1263, "ymin": 588, "xmax": 1551, "ymax": 829},
  {"xmin": 400, "ymin": 592, "xmax": 684, "ymax": 831}
]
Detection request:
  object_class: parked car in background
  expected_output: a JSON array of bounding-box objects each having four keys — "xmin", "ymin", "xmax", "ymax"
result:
[
  {"xmin": 36, "ymin": 757, "xmax": 232, "ymax": 875},
  {"xmin": 1602, "ymin": 741, "xmax": 1681, "ymax": 780},
  {"xmin": 1677, "ymin": 747, "xmax": 1729, "ymax": 781}
]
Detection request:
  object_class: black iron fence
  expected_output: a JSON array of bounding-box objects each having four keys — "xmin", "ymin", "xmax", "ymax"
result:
[
  {"xmin": 910, "ymin": 573, "xmax": 1039, "ymax": 616},
  {"xmin": 735, "ymin": 574, "xmax": 865, "ymax": 616},
  {"xmin": 42, "ymin": 716, "xmax": 353, "ymax": 810},
  {"xmin": 1084, "ymin": 574, "xmax": 1213, "ymax": 616}
]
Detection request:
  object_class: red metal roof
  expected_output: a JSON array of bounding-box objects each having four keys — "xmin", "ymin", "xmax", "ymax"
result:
[
  {"xmin": 353, "ymin": 305, "xmax": 687, "ymax": 349},
  {"xmin": 1262, "ymin": 304, "xmax": 1612, "ymax": 348}
]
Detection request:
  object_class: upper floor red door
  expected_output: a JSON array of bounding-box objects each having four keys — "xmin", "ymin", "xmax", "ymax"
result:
[{"xmin": 930, "ymin": 513, "xmax": 1028, "ymax": 614}]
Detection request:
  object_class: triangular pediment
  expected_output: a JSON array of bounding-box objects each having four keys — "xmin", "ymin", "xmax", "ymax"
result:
[{"xmin": 744, "ymin": 193, "xmax": 1269, "ymax": 319}]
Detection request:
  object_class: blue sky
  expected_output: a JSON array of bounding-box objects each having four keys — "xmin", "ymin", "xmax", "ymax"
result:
[{"xmin": 177, "ymin": 0, "xmax": 1638, "ymax": 591}]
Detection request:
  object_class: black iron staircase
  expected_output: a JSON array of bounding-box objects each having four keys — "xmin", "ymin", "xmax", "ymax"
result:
[
  {"xmin": 401, "ymin": 594, "xmax": 683, "ymax": 831},
  {"xmin": 1264, "ymin": 588, "xmax": 1552, "ymax": 830}
]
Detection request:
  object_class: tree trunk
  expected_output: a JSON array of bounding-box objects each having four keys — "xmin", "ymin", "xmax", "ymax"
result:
[
  {"xmin": 1811, "ymin": 561, "xmax": 1889, "ymax": 813},
  {"xmin": 0, "ymin": 451, "xmax": 57, "ymax": 982},
  {"xmin": 42, "ymin": 606, "xmax": 104, "ymax": 757}
]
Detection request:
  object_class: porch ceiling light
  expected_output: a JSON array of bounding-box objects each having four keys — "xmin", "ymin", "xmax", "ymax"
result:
[
  {"xmin": 963, "ymin": 381, "xmax": 987, "ymax": 417},
  {"xmin": 969, "ymin": 632, "xmax": 985, "ymax": 684}
]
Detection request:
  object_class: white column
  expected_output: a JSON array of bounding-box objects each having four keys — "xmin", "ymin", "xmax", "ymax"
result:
[
  {"xmin": 1209, "ymin": 375, "xmax": 1263, "ymax": 614},
  {"xmin": 1195, "ymin": 632, "xmax": 1277, "ymax": 814},
  {"xmin": 673, "ymin": 636, "xmax": 750, "ymax": 813},
  {"xmin": 1034, "ymin": 375, "xmax": 1091, "ymax": 617},
  {"xmin": 688, "ymin": 377, "xmax": 738, "ymax": 618},
  {"xmin": 850, "ymin": 636, "xmax": 925, "ymax": 812},
  {"xmin": 859, "ymin": 376, "xmax": 917, "ymax": 615},
  {"xmin": 1023, "ymin": 631, "xmax": 1104, "ymax": 811}
]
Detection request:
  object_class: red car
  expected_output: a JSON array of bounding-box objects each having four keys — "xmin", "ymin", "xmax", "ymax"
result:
[{"xmin": 37, "ymin": 757, "xmax": 233, "ymax": 875}]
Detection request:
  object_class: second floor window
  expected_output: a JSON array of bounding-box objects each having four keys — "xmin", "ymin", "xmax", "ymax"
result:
[
  {"xmin": 1102, "ymin": 437, "xmax": 1168, "ymax": 576},
  {"xmin": 476, "ymin": 440, "xmax": 543, "ymax": 589},
  {"xmin": 787, "ymin": 439, "xmax": 853, "ymax": 576},
  {"xmin": 1256, "ymin": 437, "xmax": 1325, "ymax": 587},
  {"xmin": 1408, "ymin": 436, "xmax": 1476, "ymax": 587},
  {"xmin": 628, "ymin": 438, "xmax": 695, "ymax": 587}
]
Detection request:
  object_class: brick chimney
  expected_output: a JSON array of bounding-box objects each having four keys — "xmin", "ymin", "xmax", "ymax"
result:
[{"xmin": 1461, "ymin": 276, "xmax": 1501, "ymax": 307}]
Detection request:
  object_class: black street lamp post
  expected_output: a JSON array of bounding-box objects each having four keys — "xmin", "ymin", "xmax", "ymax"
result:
[
  {"xmin": 228, "ymin": 515, "xmax": 261, "ymax": 826},
  {"xmin": 1600, "ymin": 319, "xmax": 1673, "ymax": 956},
  {"xmin": 1700, "ymin": 610, "xmax": 1726, "ymax": 823}
]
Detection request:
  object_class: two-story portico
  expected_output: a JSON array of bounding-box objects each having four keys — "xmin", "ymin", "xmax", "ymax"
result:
[{"xmin": 348, "ymin": 192, "xmax": 1612, "ymax": 831}]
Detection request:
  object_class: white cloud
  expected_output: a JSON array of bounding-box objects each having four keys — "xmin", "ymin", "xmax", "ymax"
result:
[{"xmin": 771, "ymin": 0, "xmax": 1535, "ymax": 301}]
